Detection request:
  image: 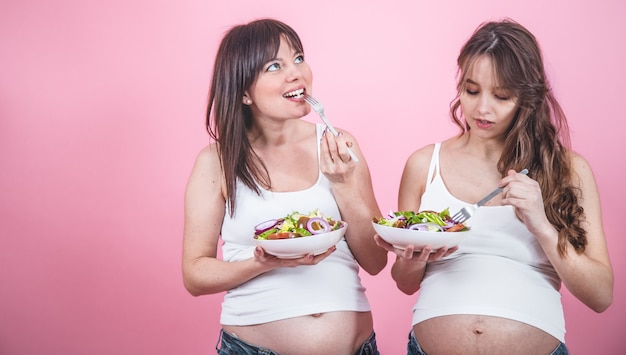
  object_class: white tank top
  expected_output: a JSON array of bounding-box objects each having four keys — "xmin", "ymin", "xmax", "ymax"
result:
[
  {"xmin": 412, "ymin": 143, "xmax": 565, "ymax": 342},
  {"xmin": 219, "ymin": 124, "xmax": 370, "ymax": 326}
]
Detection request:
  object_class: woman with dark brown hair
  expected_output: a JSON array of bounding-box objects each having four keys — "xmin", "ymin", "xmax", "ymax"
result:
[
  {"xmin": 376, "ymin": 19, "xmax": 613, "ymax": 354},
  {"xmin": 182, "ymin": 18, "xmax": 386, "ymax": 354}
]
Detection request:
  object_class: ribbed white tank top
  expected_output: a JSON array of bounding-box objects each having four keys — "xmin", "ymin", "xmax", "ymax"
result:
[
  {"xmin": 412, "ymin": 143, "xmax": 565, "ymax": 342},
  {"xmin": 220, "ymin": 124, "xmax": 370, "ymax": 326}
]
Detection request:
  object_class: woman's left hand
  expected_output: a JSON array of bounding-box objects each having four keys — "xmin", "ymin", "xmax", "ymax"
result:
[
  {"xmin": 254, "ymin": 245, "xmax": 336, "ymax": 269},
  {"xmin": 374, "ymin": 234, "xmax": 458, "ymax": 262},
  {"xmin": 317, "ymin": 126, "xmax": 388, "ymax": 274}
]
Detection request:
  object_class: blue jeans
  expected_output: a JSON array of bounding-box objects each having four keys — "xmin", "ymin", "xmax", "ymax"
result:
[
  {"xmin": 217, "ymin": 329, "xmax": 379, "ymax": 355},
  {"xmin": 407, "ymin": 330, "xmax": 569, "ymax": 355}
]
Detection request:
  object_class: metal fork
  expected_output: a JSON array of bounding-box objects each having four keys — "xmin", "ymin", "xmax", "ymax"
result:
[
  {"xmin": 451, "ymin": 169, "xmax": 529, "ymax": 224},
  {"xmin": 304, "ymin": 94, "xmax": 359, "ymax": 163}
]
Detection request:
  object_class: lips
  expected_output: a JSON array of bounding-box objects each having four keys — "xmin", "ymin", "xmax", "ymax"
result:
[{"xmin": 475, "ymin": 118, "xmax": 494, "ymax": 129}]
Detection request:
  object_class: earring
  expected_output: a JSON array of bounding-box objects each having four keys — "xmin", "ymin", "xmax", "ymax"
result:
[{"xmin": 246, "ymin": 99, "xmax": 252, "ymax": 104}]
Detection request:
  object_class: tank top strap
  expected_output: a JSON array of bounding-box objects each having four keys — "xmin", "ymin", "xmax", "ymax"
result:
[
  {"xmin": 315, "ymin": 123, "xmax": 324, "ymax": 162},
  {"xmin": 426, "ymin": 142, "xmax": 441, "ymax": 187}
]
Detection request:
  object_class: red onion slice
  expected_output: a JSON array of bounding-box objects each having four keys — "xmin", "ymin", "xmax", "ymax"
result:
[
  {"xmin": 254, "ymin": 218, "xmax": 282, "ymax": 235},
  {"xmin": 408, "ymin": 223, "xmax": 430, "ymax": 231},
  {"xmin": 306, "ymin": 217, "xmax": 331, "ymax": 234},
  {"xmin": 442, "ymin": 221, "xmax": 459, "ymax": 230},
  {"xmin": 408, "ymin": 222, "xmax": 443, "ymax": 232}
]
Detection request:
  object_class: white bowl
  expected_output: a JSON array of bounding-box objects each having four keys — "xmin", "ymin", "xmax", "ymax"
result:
[
  {"xmin": 373, "ymin": 221, "xmax": 468, "ymax": 251},
  {"xmin": 254, "ymin": 223, "xmax": 347, "ymax": 259}
]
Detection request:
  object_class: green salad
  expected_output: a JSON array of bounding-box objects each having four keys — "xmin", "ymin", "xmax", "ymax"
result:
[
  {"xmin": 254, "ymin": 209, "xmax": 345, "ymax": 240},
  {"xmin": 373, "ymin": 208, "xmax": 468, "ymax": 232}
]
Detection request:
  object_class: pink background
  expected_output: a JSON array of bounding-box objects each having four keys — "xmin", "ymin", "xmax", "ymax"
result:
[{"xmin": 1, "ymin": 1, "xmax": 624, "ymax": 354}]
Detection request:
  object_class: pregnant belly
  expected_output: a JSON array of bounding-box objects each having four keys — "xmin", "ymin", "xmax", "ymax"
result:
[
  {"xmin": 223, "ymin": 311, "xmax": 373, "ymax": 355},
  {"xmin": 413, "ymin": 315, "xmax": 560, "ymax": 355}
]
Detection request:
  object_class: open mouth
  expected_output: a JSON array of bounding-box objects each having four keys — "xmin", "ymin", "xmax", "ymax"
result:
[
  {"xmin": 475, "ymin": 119, "xmax": 494, "ymax": 128},
  {"xmin": 283, "ymin": 88, "xmax": 305, "ymax": 99}
]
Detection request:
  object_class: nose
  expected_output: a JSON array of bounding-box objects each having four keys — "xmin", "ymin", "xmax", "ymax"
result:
[
  {"xmin": 477, "ymin": 93, "xmax": 492, "ymax": 115},
  {"xmin": 285, "ymin": 65, "xmax": 301, "ymax": 81},
  {"xmin": 285, "ymin": 62, "xmax": 308, "ymax": 82}
]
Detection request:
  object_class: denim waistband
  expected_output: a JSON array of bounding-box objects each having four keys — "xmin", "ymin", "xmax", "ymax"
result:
[
  {"xmin": 356, "ymin": 331, "xmax": 379, "ymax": 355},
  {"xmin": 407, "ymin": 329, "xmax": 568, "ymax": 355},
  {"xmin": 216, "ymin": 330, "xmax": 277, "ymax": 355},
  {"xmin": 217, "ymin": 329, "xmax": 379, "ymax": 355}
]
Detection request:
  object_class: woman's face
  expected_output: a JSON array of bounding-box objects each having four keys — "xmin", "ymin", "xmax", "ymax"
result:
[
  {"xmin": 244, "ymin": 37, "xmax": 312, "ymax": 122},
  {"xmin": 460, "ymin": 55, "xmax": 519, "ymax": 140}
]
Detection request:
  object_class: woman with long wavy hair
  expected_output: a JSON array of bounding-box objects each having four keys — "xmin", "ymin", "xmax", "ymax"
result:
[{"xmin": 376, "ymin": 19, "xmax": 613, "ymax": 354}]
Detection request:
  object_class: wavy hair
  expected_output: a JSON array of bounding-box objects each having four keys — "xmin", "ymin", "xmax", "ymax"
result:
[
  {"xmin": 449, "ymin": 19, "xmax": 586, "ymax": 256},
  {"xmin": 206, "ymin": 19, "xmax": 304, "ymax": 216}
]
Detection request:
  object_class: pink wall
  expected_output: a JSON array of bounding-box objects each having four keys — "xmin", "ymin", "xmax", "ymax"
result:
[{"xmin": 1, "ymin": 1, "xmax": 624, "ymax": 354}]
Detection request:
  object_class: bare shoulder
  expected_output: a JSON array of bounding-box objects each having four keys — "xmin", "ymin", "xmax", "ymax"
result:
[
  {"xmin": 568, "ymin": 151, "xmax": 597, "ymax": 188},
  {"xmin": 567, "ymin": 151, "xmax": 604, "ymax": 228},
  {"xmin": 193, "ymin": 143, "xmax": 222, "ymax": 173},
  {"xmin": 187, "ymin": 143, "xmax": 224, "ymax": 196},
  {"xmin": 398, "ymin": 143, "xmax": 437, "ymax": 211},
  {"xmin": 405, "ymin": 144, "xmax": 436, "ymax": 169}
]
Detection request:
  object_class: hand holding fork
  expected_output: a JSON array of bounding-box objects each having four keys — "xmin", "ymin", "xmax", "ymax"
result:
[
  {"xmin": 304, "ymin": 94, "xmax": 359, "ymax": 163},
  {"xmin": 451, "ymin": 169, "xmax": 529, "ymax": 223}
]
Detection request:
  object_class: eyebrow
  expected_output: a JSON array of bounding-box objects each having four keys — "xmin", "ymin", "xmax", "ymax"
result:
[
  {"xmin": 464, "ymin": 78, "xmax": 478, "ymax": 85},
  {"xmin": 464, "ymin": 78, "xmax": 509, "ymax": 92},
  {"xmin": 267, "ymin": 51, "xmax": 303, "ymax": 64}
]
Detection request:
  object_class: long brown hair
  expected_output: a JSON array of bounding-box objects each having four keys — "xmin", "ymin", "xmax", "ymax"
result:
[
  {"xmin": 206, "ymin": 19, "xmax": 304, "ymax": 216},
  {"xmin": 450, "ymin": 19, "xmax": 586, "ymax": 256}
]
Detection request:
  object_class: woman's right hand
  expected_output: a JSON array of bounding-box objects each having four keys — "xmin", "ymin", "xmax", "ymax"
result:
[{"xmin": 253, "ymin": 245, "xmax": 337, "ymax": 269}]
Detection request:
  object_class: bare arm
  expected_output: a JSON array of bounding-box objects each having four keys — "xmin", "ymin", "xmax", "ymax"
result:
[
  {"xmin": 320, "ymin": 129, "xmax": 387, "ymax": 275},
  {"xmin": 182, "ymin": 145, "xmax": 331, "ymax": 296},
  {"xmin": 502, "ymin": 154, "xmax": 614, "ymax": 312},
  {"xmin": 387, "ymin": 145, "xmax": 456, "ymax": 294}
]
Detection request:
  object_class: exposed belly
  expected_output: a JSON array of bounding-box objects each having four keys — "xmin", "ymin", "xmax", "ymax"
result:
[
  {"xmin": 413, "ymin": 315, "xmax": 560, "ymax": 355},
  {"xmin": 223, "ymin": 311, "xmax": 373, "ymax": 355}
]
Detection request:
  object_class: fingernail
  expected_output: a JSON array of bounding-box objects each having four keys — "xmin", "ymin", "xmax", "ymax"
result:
[
  {"xmin": 338, "ymin": 131, "xmax": 343, "ymax": 137},
  {"xmin": 346, "ymin": 141, "xmax": 353, "ymax": 148}
]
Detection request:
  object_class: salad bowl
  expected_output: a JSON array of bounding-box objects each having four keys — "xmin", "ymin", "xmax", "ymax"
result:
[
  {"xmin": 254, "ymin": 224, "xmax": 347, "ymax": 259},
  {"xmin": 372, "ymin": 209, "xmax": 469, "ymax": 251},
  {"xmin": 373, "ymin": 222, "xmax": 468, "ymax": 251},
  {"xmin": 252, "ymin": 210, "xmax": 347, "ymax": 259}
]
